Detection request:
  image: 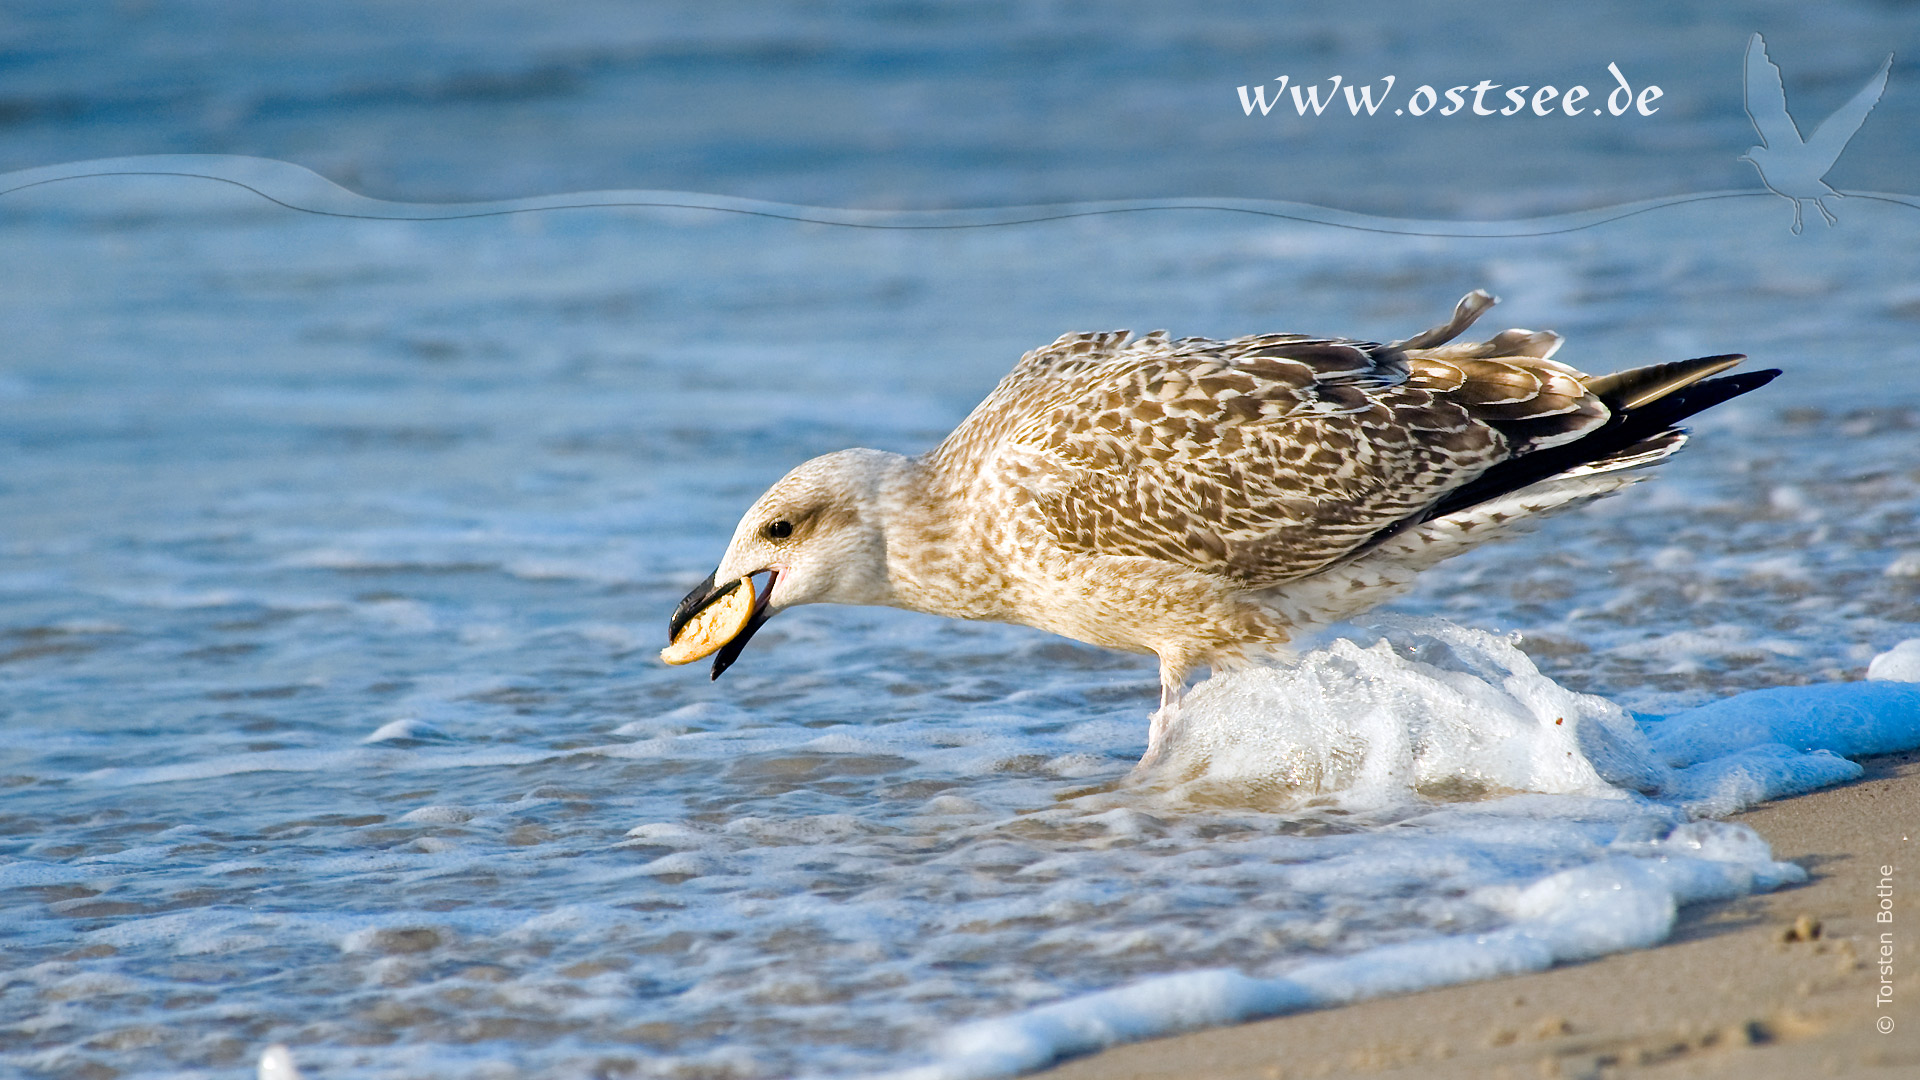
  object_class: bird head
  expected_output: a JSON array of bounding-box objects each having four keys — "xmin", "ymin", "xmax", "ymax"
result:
[{"xmin": 668, "ymin": 448, "xmax": 906, "ymax": 678}]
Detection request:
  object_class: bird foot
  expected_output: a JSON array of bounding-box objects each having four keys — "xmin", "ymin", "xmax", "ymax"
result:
[{"xmin": 1134, "ymin": 701, "xmax": 1182, "ymax": 772}]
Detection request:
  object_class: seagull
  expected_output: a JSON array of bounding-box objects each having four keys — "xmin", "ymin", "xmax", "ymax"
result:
[
  {"xmin": 667, "ymin": 292, "xmax": 1777, "ymax": 766},
  {"xmin": 1741, "ymin": 32, "xmax": 1892, "ymax": 234}
]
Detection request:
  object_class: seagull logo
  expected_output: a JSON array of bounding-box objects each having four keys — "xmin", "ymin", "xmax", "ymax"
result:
[{"xmin": 1741, "ymin": 32, "xmax": 1893, "ymax": 233}]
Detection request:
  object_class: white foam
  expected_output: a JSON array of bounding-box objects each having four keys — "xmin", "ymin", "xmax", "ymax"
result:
[
  {"xmin": 1885, "ymin": 553, "xmax": 1920, "ymax": 579},
  {"xmin": 1868, "ymin": 638, "xmax": 1920, "ymax": 682},
  {"xmin": 21, "ymin": 615, "xmax": 1916, "ymax": 1080},
  {"xmin": 895, "ymin": 855, "xmax": 1743, "ymax": 1080},
  {"xmin": 258, "ymin": 1044, "xmax": 304, "ymax": 1080},
  {"xmin": 1663, "ymin": 745, "xmax": 1864, "ymax": 818},
  {"xmin": 870, "ymin": 624, "xmax": 1920, "ymax": 1079},
  {"xmin": 1647, "ymin": 681, "xmax": 1920, "ymax": 765},
  {"xmin": 362, "ymin": 717, "xmax": 439, "ymax": 743},
  {"xmin": 77, "ymin": 745, "xmax": 558, "ymax": 786},
  {"xmin": 1161, "ymin": 619, "xmax": 1666, "ymax": 805},
  {"xmin": 397, "ymin": 805, "xmax": 476, "ymax": 824}
]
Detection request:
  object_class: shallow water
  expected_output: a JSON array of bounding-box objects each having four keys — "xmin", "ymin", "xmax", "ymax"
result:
[
  {"xmin": 6, "ymin": 1, "xmax": 1917, "ymax": 213},
  {"xmin": 2, "ymin": 158, "xmax": 1920, "ymax": 1078}
]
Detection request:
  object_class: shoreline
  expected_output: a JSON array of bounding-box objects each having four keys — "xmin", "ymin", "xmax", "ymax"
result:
[{"xmin": 1030, "ymin": 750, "xmax": 1920, "ymax": 1080}]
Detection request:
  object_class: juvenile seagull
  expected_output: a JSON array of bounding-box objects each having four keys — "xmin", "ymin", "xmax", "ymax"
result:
[{"xmin": 668, "ymin": 292, "xmax": 1777, "ymax": 765}]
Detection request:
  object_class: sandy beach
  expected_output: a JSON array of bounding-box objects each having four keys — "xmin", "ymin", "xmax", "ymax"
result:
[{"xmin": 1034, "ymin": 750, "xmax": 1920, "ymax": 1080}]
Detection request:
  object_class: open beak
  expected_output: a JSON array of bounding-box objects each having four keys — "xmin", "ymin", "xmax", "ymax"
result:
[{"xmin": 668, "ymin": 569, "xmax": 778, "ymax": 680}]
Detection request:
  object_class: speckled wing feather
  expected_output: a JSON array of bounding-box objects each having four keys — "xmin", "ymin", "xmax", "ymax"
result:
[{"xmin": 934, "ymin": 305, "xmax": 1608, "ymax": 589}]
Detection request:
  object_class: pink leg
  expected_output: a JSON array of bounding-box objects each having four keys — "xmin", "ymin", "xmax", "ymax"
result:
[{"xmin": 1135, "ymin": 661, "xmax": 1190, "ymax": 770}]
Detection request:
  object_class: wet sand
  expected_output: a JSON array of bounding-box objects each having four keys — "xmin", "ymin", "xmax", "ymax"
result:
[{"xmin": 1033, "ymin": 750, "xmax": 1920, "ymax": 1080}]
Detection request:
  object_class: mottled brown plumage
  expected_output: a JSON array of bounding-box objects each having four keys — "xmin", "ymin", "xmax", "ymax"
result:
[
  {"xmin": 673, "ymin": 291, "xmax": 1776, "ymax": 765},
  {"xmin": 935, "ymin": 298, "xmax": 1609, "ymax": 592}
]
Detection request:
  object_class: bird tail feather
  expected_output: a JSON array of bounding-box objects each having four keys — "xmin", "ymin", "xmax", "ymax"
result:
[{"xmin": 1423, "ymin": 362, "xmax": 1779, "ymax": 523}]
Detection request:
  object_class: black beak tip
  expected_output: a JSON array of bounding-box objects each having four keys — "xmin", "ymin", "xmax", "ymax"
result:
[
  {"xmin": 668, "ymin": 571, "xmax": 728, "ymax": 641},
  {"xmin": 667, "ymin": 569, "xmax": 772, "ymax": 681},
  {"xmin": 707, "ymin": 597, "xmax": 768, "ymax": 680}
]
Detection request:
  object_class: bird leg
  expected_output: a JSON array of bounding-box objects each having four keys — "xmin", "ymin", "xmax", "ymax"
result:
[
  {"xmin": 1136, "ymin": 661, "xmax": 1192, "ymax": 770},
  {"xmin": 1815, "ymin": 196, "xmax": 1839, "ymax": 227},
  {"xmin": 1790, "ymin": 199, "xmax": 1806, "ymax": 235}
]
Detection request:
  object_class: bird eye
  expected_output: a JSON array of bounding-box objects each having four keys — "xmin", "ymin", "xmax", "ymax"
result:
[{"xmin": 764, "ymin": 520, "xmax": 793, "ymax": 540}]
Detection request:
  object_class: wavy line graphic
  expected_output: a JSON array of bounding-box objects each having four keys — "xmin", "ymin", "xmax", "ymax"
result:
[{"xmin": 4, "ymin": 155, "xmax": 1919, "ymax": 238}]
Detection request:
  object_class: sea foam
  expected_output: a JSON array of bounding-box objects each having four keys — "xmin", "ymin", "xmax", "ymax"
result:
[
  {"xmin": 11, "ymin": 154, "xmax": 1920, "ymax": 1080},
  {"xmin": 876, "ymin": 624, "xmax": 1920, "ymax": 1079}
]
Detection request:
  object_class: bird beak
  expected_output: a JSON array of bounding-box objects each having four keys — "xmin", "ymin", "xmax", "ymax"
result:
[{"xmin": 668, "ymin": 569, "xmax": 778, "ymax": 680}]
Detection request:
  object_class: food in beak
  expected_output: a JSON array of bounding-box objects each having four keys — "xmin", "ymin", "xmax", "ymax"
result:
[{"xmin": 660, "ymin": 575, "xmax": 757, "ymax": 666}]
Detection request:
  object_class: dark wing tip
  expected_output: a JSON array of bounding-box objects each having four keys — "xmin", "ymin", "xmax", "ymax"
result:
[
  {"xmin": 1417, "ymin": 362, "xmax": 1779, "ymax": 525},
  {"xmin": 1584, "ymin": 354, "xmax": 1748, "ymax": 412}
]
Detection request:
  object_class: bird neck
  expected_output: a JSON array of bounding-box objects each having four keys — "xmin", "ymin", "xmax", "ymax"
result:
[{"xmin": 870, "ymin": 455, "xmax": 1016, "ymax": 622}]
